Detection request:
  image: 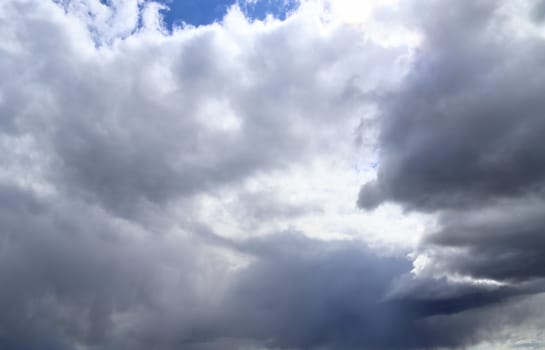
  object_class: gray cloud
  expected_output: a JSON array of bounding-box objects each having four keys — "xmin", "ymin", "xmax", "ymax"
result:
[
  {"xmin": 357, "ymin": 0, "xmax": 545, "ymax": 273},
  {"xmin": 0, "ymin": 182, "xmax": 235, "ymax": 350},
  {"xmin": 421, "ymin": 199, "xmax": 545, "ymax": 283},
  {"xmin": 1, "ymin": 0, "xmax": 396, "ymax": 219},
  {"xmin": 356, "ymin": 0, "xmax": 545, "ymax": 346},
  {"xmin": 0, "ymin": 183, "xmax": 530, "ymax": 350},
  {"xmin": 358, "ymin": 0, "xmax": 545, "ymax": 211},
  {"xmin": 3, "ymin": 0, "xmax": 545, "ymax": 349}
]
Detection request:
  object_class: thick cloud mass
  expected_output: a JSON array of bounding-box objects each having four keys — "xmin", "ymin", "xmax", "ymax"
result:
[
  {"xmin": 0, "ymin": 183, "xmax": 532, "ymax": 350},
  {"xmin": 359, "ymin": 1, "xmax": 545, "ymax": 211},
  {"xmin": 422, "ymin": 200, "xmax": 545, "ymax": 282},
  {"xmin": 4, "ymin": 0, "xmax": 387, "ymax": 218},
  {"xmin": 358, "ymin": 1, "xmax": 545, "ymax": 346},
  {"xmin": 3, "ymin": 0, "xmax": 545, "ymax": 349}
]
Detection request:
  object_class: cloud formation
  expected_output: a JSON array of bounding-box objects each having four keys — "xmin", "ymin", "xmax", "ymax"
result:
[
  {"xmin": 0, "ymin": 183, "xmax": 532, "ymax": 350},
  {"xmin": 359, "ymin": 0, "xmax": 545, "ymax": 211},
  {"xmin": 358, "ymin": 0, "xmax": 545, "ymax": 346},
  {"xmin": 2, "ymin": 0, "xmax": 545, "ymax": 349}
]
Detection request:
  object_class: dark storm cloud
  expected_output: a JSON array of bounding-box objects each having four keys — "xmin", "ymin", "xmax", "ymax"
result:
[
  {"xmin": 355, "ymin": 0, "xmax": 545, "ymax": 346},
  {"xmin": 0, "ymin": 185, "xmax": 528, "ymax": 350},
  {"xmin": 217, "ymin": 233, "xmax": 534, "ymax": 350},
  {"xmin": 3, "ymin": 0, "xmax": 545, "ymax": 349},
  {"xmin": 358, "ymin": 0, "xmax": 545, "ymax": 211},
  {"xmin": 420, "ymin": 200, "xmax": 545, "ymax": 282},
  {"xmin": 357, "ymin": 0, "xmax": 545, "ymax": 284}
]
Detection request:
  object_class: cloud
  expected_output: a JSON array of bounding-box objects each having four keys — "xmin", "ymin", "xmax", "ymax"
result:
[
  {"xmin": 420, "ymin": 199, "xmax": 545, "ymax": 283},
  {"xmin": 2, "ymin": 0, "xmax": 545, "ymax": 349},
  {"xmin": 0, "ymin": 184, "xmax": 531, "ymax": 350},
  {"xmin": 3, "ymin": 0, "xmax": 403, "ymax": 219},
  {"xmin": 358, "ymin": 0, "xmax": 545, "ymax": 211},
  {"xmin": 357, "ymin": 0, "xmax": 545, "ymax": 346},
  {"xmin": 356, "ymin": 0, "xmax": 545, "ymax": 280}
]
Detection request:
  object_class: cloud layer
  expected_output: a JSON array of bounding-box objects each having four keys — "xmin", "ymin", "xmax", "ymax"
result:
[
  {"xmin": 2, "ymin": 0, "xmax": 545, "ymax": 349},
  {"xmin": 359, "ymin": 0, "xmax": 545, "ymax": 211},
  {"xmin": 358, "ymin": 0, "xmax": 545, "ymax": 346}
]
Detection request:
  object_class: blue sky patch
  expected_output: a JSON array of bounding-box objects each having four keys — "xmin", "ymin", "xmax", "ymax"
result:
[{"xmin": 157, "ymin": 0, "xmax": 299, "ymax": 28}]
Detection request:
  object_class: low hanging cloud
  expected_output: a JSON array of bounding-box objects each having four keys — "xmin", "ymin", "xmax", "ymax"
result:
[
  {"xmin": 358, "ymin": 0, "xmax": 545, "ymax": 345},
  {"xmin": 421, "ymin": 200, "xmax": 545, "ymax": 283},
  {"xmin": 358, "ymin": 0, "xmax": 545, "ymax": 211},
  {"xmin": 4, "ymin": 0, "xmax": 397, "ymax": 218},
  {"xmin": 2, "ymin": 0, "xmax": 545, "ymax": 349},
  {"xmin": 0, "ymin": 183, "xmax": 535, "ymax": 350}
]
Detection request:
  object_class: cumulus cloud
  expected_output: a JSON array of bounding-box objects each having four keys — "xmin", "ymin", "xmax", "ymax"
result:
[
  {"xmin": 0, "ymin": 183, "xmax": 531, "ymax": 350},
  {"xmin": 358, "ymin": 0, "xmax": 545, "ymax": 211},
  {"xmin": 2, "ymin": 0, "xmax": 545, "ymax": 349},
  {"xmin": 3, "ymin": 0, "xmax": 404, "ymax": 219},
  {"xmin": 358, "ymin": 0, "xmax": 545, "ymax": 346}
]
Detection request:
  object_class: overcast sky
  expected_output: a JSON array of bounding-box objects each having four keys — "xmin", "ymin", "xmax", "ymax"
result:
[{"xmin": 1, "ymin": 0, "xmax": 545, "ymax": 349}]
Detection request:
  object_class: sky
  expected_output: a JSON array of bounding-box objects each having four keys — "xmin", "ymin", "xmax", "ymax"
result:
[
  {"xmin": 1, "ymin": 0, "xmax": 545, "ymax": 349},
  {"xmin": 156, "ymin": 0, "xmax": 299, "ymax": 27}
]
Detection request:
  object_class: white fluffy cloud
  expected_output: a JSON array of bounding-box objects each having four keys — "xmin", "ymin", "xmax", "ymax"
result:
[{"xmin": 1, "ymin": 0, "xmax": 420, "ymax": 240}]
